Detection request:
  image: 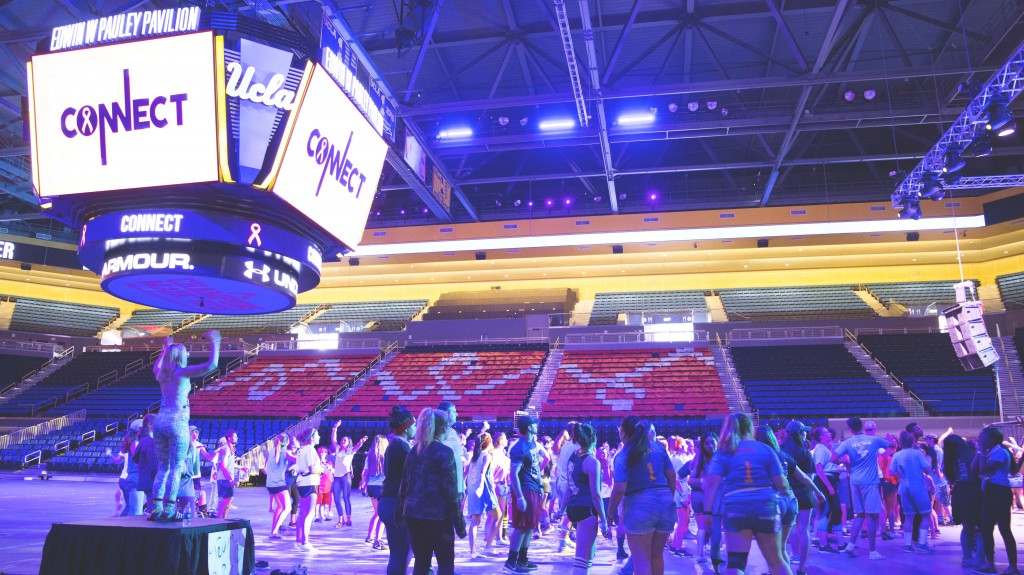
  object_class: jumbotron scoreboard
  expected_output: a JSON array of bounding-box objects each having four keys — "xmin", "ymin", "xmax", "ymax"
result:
[{"xmin": 26, "ymin": 7, "xmax": 392, "ymax": 314}]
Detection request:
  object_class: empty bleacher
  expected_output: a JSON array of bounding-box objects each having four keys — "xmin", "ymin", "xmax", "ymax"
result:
[
  {"xmin": 421, "ymin": 289, "xmax": 577, "ymax": 322},
  {"xmin": 730, "ymin": 344, "xmax": 907, "ymax": 418},
  {"xmin": 0, "ymin": 418, "xmax": 116, "ymax": 470},
  {"xmin": 858, "ymin": 333, "xmax": 998, "ymax": 416},
  {"xmin": 0, "ymin": 353, "xmax": 49, "ymax": 391},
  {"xmin": 718, "ymin": 285, "xmax": 876, "ymax": 321},
  {"xmin": 543, "ymin": 347, "xmax": 728, "ymax": 418},
  {"xmin": 866, "ymin": 280, "xmax": 974, "ymax": 310},
  {"xmin": 588, "ymin": 290, "xmax": 709, "ymax": 326},
  {"xmin": 997, "ymin": 271, "xmax": 1024, "ymax": 310},
  {"xmin": 309, "ymin": 299, "xmax": 428, "ymax": 332},
  {"xmin": 174, "ymin": 304, "xmax": 320, "ymax": 337},
  {"xmin": 330, "ymin": 345, "xmax": 547, "ymax": 419},
  {"xmin": 8, "ymin": 297, "xmax": 120, "ymax": 337},
  {"xmin": 188, "ymin": 354, "xmax": 378, "ymax": 419},
  {"xmin": 121, "ymin": 309, "xmax": 203, "ymax": 335},
  {"xmin": 0, "ymin": 351, "xmax": 151, "ymax": 416}
]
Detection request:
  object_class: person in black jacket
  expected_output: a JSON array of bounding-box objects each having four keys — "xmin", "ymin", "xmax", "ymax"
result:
[
  {"xmin": 397, "ymin": 407, "xmax": 467, "ymax": 575},
  {"xmin": 379, "ymin": 406, "xmax": 416, "ymax": 575}
]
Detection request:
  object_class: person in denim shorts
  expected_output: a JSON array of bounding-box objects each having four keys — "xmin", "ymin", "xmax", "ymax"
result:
[
  {"xmin": 607, "ymin": 416, "xmax": 676, "ymax": 575},
  {"xmin": 705, "ymin": 413, "xmax": 794, "ymax": 575}
]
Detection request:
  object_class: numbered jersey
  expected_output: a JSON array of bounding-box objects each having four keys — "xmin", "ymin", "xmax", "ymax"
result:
[
  {"xmin": 708, "ymin": 439, "xmax": 783, "ymax": 503},
  {"xmin": 613, "ymin": 442, "xmax": 674, "ymax": 496}
]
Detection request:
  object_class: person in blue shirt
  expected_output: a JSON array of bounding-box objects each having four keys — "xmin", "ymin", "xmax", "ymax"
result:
[
  {"xmin": 890, "ymin": 431, "xmax": 934, "ymax": 554},
  {"xmin": 705, "ymin": 413, "xmax": 793, "ymax": 575},
  {"xmin": 608, "ymin": 416, "xmax": 676, "ymax": 575},
  {"xmin": 830, "ymin": 417, "xmax": 889, "ymax": 559},
  {"xmin": 976, "ymin": 425, "xmax": 1019, "ymax": 575}
]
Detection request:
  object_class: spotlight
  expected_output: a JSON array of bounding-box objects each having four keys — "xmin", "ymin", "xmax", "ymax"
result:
[
  {"xmin": 527, "ymin": 200, "xmax": 534, "ymax": 207},
  {"xmin": 963, "ymin": 130, "xmax": 993, "ymax": 158},
  {"xmin": 422, "ymin": 207, "xmax": 428, "ymax": 213},
  {"xmin": 941, "ymin": 150, "xmax": 966, "ymax": 174},
  {"xmin": 648, "ymin": 192, "xmax": 658, "ymax": 200},
  {"xmin": 545, "ymin": 199, "xmax": 553, "ymax": 207},
  {"xmin": 520, "ymin": 117, "xmax": 529, "ymax": 126},
  {"xmin": 998, "ymin": 118, "xmax": 1017, "ymax": 137},
  {"xmin": 920, "ymin": 175, "xmax": 944, "ymax": 201},
  {"xmin": 863, "ymin": 89, "xmax": 877, "ymax": 101},
  {"xmin": 618, "ymin": 113, "xmax": 655, "ymax": 125},
  {"xmin": 498, "ymin": 116, "xmax": 509, "ymax": 126},
  {"xmin": 564, "ymin": 198, "xmax": 572, "ymax": 205},
  {"xmin": 985, "ymin": 100, "xmax": 1013, "ymax": 133},
  {"xmin": 668, "ymin": 102, "xmax": 679, "ymax": 113},
  {"xmin": 538, "ymin": 118, "xmax": 576, "ymax": 131},
  {"xmin": 400, "ymin": 209, "xmax": 406, "ymax": 215},
  {"xmin": 687, "ymin": 101, "xmax": 699, "ymax": 112},
  {"xmin": 438, "ymin": 127, "xmax": 473, "ymax": 139},
  {"xmin": 720, "ymin": 107, "xmax": 729, "ymax": 117},
  {"xmin": 898, "ymin": 199, "xmax": 922, "ymax": 220},
  {"xmin": 706, "ymin": 101, "xmax": 717, "ymax": 111},
  {"xmin": 495, "ymin": 198, "xmax": 502, "ymax": 207},
  {"xmin": 513, "ymin": 199, "xmax": 521, "ymax": 207},
  {"xmin": 844, "ymin": 90, "xmax": 856, "ymax": 102}
]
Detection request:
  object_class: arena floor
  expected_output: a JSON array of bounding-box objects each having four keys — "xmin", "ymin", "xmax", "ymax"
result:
[{"xmin": 0, "ymin": 476, "xmax": 1013, "ymax": 575}]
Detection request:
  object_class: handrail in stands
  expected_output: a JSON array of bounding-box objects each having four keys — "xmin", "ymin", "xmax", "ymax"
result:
[
  {"xmin": 0, "ymin": 344, "xmax": 74, "ymax": 396},
  {"xmin": 853, "ymin": 327, "xmax": 940, "ymax": 336},
  {"xmin": 730, "ymin": 326, "xmax": 843, "ymax": 341},
  {"xmin": 714, "ymin": 332, "xmax": 755, "ymax": 422},
  {"xmin": 23, "ymin": 450, "xmax": 41, "ymax": 467},
  {"xmin": 562, "ymin": 331, "xmax": 709, "ymax": 345},
  {"xmin": 0, "ymin": 407, "xmax": 87, "ymax": 450}
]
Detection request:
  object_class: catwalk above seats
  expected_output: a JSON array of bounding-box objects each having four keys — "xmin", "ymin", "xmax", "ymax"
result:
[
  {"xmin": 7, "ymin": 297, "xmax": 120, "ymax": 337},
  {"xmin": 588, "ymin": 290, "xmax": 709, "ymax": 325},
  {"xmin": 173, "ymin": 304, "xmax": 321, "ymax": 337},
  {"xmin": 188, "ymin": 354, "xmax": 379, "ymax": 419},
  {"xmin": 308, "ymin": 299, "xmax": 428, "ymax": 333},
  {"xmin": 543, "ymin": 347, "xmax": 728, "ymax": 418},
  {"xmin": 730, "ymin": 344, "xmax": 907, "ymax": 418},
  {"xmin": 718, "ymin": 285, "xmax": 876, "ymax": 321},
  {"xmin": 420, "ymin": 288, "xmax": 577, "ymax": 322},
  {"xmin": 858, "ymin": 333, "xmax": 998, "ymax": 416},
  {"xmin": 330, "ymin": 346, "xmax": 547, "ymax": 419}
]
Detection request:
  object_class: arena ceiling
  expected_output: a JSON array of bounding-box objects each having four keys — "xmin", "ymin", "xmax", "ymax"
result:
[{"xmin": 0, "ymin": 0, "xmax": 1023, "ymax": 245}]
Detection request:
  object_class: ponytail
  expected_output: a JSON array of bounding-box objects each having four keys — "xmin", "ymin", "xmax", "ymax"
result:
[{"xmin": 413, "ymin": 407, "xmax": 437, "ymax": 454}]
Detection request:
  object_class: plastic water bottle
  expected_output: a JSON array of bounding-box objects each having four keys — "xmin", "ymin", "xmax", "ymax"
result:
[{"xmin": 183, "ymin": 504, "xmax": 192, "ymax": 527}]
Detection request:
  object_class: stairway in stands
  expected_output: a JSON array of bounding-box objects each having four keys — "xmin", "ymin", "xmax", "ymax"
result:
[
  {"xmin": 526, "ymin": 344, "xmax": 564, "ymax": 415},
  {"xmin": 0, "ymin": 349, "xmax": 76, "ymax": 405},
  {"xmin": 996, "ymin": 337, "xmax": 1024, "ymax": 419},
  {"xmin": 323, "ymin": 345, "xmax": 399, "ymax": 414},
  {"xmin": 710, "ymin": 344, "xmax": 750, "ymax": 414},
  {"xmin": 843, "ymin": 340, "xmax": 929, "ymax": 417},
  {"xmin": 0, "ymin": 300, "xmax": 15, "ymax": 330},
  {"xmin": 704, "ymin": 293, "xmax": 728, "ymax": 323}
]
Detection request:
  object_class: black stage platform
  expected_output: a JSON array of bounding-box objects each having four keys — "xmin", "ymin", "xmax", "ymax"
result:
[{"xmin": 39, "ymin": 515, "xmax": 255, "ymax": 575}]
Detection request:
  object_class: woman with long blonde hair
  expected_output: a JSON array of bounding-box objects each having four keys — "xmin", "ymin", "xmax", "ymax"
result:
[
  {"xmin": 263, "ymin": 432, "xmax": 294, "ymax": 539},
  {"xmin": 705, "ymin": 413, "xmax": 793, "ymax": 575},
  {"xmin": 467, "ymin": 431, "xmax": 500, "ymax": 557},
  {"xmin": 364, "ymin": 434, "xmax": 389, "ymax": 549}
]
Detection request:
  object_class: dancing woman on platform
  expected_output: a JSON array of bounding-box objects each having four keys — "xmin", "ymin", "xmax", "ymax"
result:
[{"xmin": 149, "ymin": 331, "xmax": 220, "ymax": 521}]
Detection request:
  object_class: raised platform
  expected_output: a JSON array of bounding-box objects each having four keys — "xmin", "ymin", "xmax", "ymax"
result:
[{"xmin": 39, "ymin": 515, "xmax": 255, "ymax": 575}]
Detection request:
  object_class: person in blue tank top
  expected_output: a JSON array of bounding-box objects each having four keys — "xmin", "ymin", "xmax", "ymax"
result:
[
  {"xmin": 705, "ymin": 413, "xmax": 793, "ymax": 575},
  {"xmin": 559, "ymin": 423, "xmax": 608, "ymax": 575},
  {"xmin": 608, "ymin": 416, "xmax": 676, "ymax": 575}
]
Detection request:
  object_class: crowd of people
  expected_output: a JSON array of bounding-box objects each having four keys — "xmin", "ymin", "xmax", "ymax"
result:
[{"xmin": 120, "ymin": 335, "xmax": 1023, "ymax": 575}]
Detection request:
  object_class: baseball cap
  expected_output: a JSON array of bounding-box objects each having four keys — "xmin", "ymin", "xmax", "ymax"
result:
[
  {"xmin": 516, "ymin": 415, "xmax": 538, "ymax": 434},
  {"xmin": 785, "ymin": 420, "xmax": 812, "ymax": 435},
  {"xmin": 128, "ymin": 419, "xmax": 143, "ymax": 432}
]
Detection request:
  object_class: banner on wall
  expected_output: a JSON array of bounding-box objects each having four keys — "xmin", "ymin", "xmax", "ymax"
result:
[
  {"xmin": 27, "ymin": 32, "xmax": 219, "ymax": 198},
  {"xmin": 431, "ymin": 165, "xmax": 452, "ymax": 213}
]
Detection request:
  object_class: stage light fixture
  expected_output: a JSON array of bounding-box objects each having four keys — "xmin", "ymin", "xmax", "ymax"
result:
[
  {"xmin": 920, "ymin": 175, "xmax": 944, "ymax": 201},
  {"xmin": 438, "ymin": 127, "xmax": 473, "ymax": 139},
  {"xmin": 538, "ymin": 118, "xmax": 576, "ymax": 131},
  {"xmin": 520, "ymin": 117, "xmax": 529, "ymax": 126},
  {"xmin": 998, "ymin": 118, "xmax": 1017, "ymax": 137},
  {"xmin": 898, "ymin": 199, "xmax": 922, "ymax": 220},
  {"xmin": 648, "ymin": 192, "xmax": 658, "ymax": 200},
  {"xmin": 668, "ymin": 102, "xmax": 679, "ymax": 113},
  {"xmin": 706, "ymin": 101, "xmax": 717, "ymax": 111},
  {"xmin": 863, "ymin": 89, "xmax": 877, "ymax": 100},
  {"xmin": 844, "ymin": 90, "xmax": 856, "ymax": 102},
  {"xmin": 564, "ymin": 198, "xmax": 572, "ymax": 205},
  {"xmin": 618, "ymin": 113, "xmax": 655, "ymax": 125},
  {"xmin": 721, "ymin": 107, "xmax": 729, "ymax": 117},
  {"xmin": 593, "ymin": 195, "xmax": 602, "ymax": 202},
  {"xmin": 687, "ymin": 102, "xmax": 699, "ymax": 112},
  {"xmin": 985, "ymin": 100, "xmax": 1013, "ymax": 133},
  {"xmin": 963, "ymin": 131, "xmax": 993, "ymax": 157},
  {"xmin": 941, "ymin": 150, "xmax": 966, "ymax": 174},
  {"xmin": 498, "ymin": 116, "xmax": 509, "ymax": 126},
  {"xmin": 545, "ymin": 199, "xmax": 553, "ymax": 207},
  {"xmin": 513, "ymin": 199, "xmax": 521, "ymax": 207}
]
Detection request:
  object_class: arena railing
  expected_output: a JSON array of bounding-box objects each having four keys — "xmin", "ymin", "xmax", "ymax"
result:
[
  {"xmin": 0, "ymin": 344, "xmax": 74, "ymax": 396},
  {"xmin": 256, "ymin": 338, "xmax": 382, "ymax": 352},
  {"xmin": 0, "ymin": 408, "xmax": 86, "ymax": 451},
  {"xmin": 562, "ymin": 331, "xmax": 709, "ymax": 345},
  {"xmin": 406, "ymin": 337, "xmax": 549, "ymax": 347},
  {"xmin": 728, "ymin": 326, "xmax": 843, "ymax": 342},
  {"xmin": 852, "ymin": 327, "xmax": 941, "ymax": 336}
]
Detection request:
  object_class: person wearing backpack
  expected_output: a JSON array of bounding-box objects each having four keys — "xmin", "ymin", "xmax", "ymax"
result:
[{"xmin": 976, "ymin": 425, "xmax": 1020, "ymax": 575}]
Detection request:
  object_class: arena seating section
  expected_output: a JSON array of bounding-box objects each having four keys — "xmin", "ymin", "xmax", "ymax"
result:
[
  {"xmin": 8, "ymin": 297, "xmax": 120, "ymax": 337},
  {"xmin": 588, "ymin": 290, "xmax": 709, "ymax": 325},
  {"xmin": 188, "ymin": 354, "xmax": 379, "ymax": 419},
  {"xmin": 866, "ymin": 280, "xmax": 976, "ymax": 309},
  {"xmin": 730, "ymin": 344, "xmax": 906, "ymax": 418},
  {"xmin": 330, "ymin": 345, "xmax": 547, "ymax": 418},
  {"xmin": 175, "ymin": 304, "xmax": 319, "ymax": 337},
  {"xmin": 309, "ymin": 299, "xmax": 428, "ymax": 332},
  {"xmin": 997, "ymin": 271, "xmax": 1024, "ymax": 310},
  {"xmin": 0, "ymin": 351, "xmax": 150, "ymax": 416},
  {"xmin": 421, "ymin": 289, "xmax": 577, "ymax": 322},
  {"xmin": 0, "ymin": 352, "xmax": 49, "ymax": 390},
  {"xmin": 718, "ymin": 285, "xmax": 876, "ymax": 321},
  {"xmin": 858, "ymin": 333, "xmax": 998, "ymax": 415},
  {"xmin": 121, "ymin": 309, "xmax": 203, "ymax": 335},
  {"xmin": 543, "ymin": 348, "xmax": 728, "ymax": 418}
]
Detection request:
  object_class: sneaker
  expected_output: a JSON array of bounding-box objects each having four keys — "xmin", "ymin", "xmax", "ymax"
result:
[
  {"xmin": 617, "ymin": 549, "xmax": 630, "ymax": 561},
  {"xmin": 1000, "ymin": 569, "xmax": 1022, "ymax": 575},
  {"xmin": 915, "ymin": 543, "xmax": 935, "ymax": 554},
  {"xmin": 293, "ymin": 542, "xmax": 305, "ymax": 551},
  {"xmin": 818, "ymin": 545, "xmax": 839, "ymax": 554},
  {"xmin": 373, "ymin": 540, "xmax": 384, "ymax": 550},
  {"xmin": 314, "ymin": 518, "xmax": 323, "ymax": 523},
  {"xmin": 904, "ymin": 545, "xmax": 914, "ymax": 553},
  {"xmin": 269, "ymin": 533, "xmax": 282, "ymax": 540},
  {"xmin": 840, "ymin": 543, "xmax": 856, "ymax": 557},
  {"xmin": 345, "ymin": 519, "xmax": 352, "ymax": 526},
  {"xmin": 502, "ymin": 560, "xmax": 523, "ymax": 573},
  {"xmin": 880, "ymin": 532, "xmax": 894, "ymax": 541},
  {"xmin": 301, "ymin": 543, "xmax": 318, "ymax": 553},
  {"xmin": 673, "ymin": 548, "xmax": 693, "ymax": 558},
  {"xmin": 365, "ymin": 537, "xmax": 373, "ymax": 545},
  {"xmin": 869, "ymin": 551, "xmax": 886, "ymax": 560},
  {"xmin": 974, "ymin": 566, "xmax": 998, "ymax": 575},
  {"xmin": 517, "ymin": 560, "xmax": 538, "ymax": 571}
]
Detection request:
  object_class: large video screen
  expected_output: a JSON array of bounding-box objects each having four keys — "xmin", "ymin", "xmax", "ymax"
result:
[
  {"xmin": 28, "ymin": 32, "xmax": 219, "ymax": 198},
  {"xmin": 268, "ymin": 64, "xmax": 388, "ymax": 249},
  {"xmin": 403, "ymin": 130, "xmax": 427, "ymax": 183}
]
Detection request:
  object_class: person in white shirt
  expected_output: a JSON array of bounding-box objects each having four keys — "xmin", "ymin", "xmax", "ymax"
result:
[
  {"xmin": 294, "ymin": 427, "xmax": 324, "ymax": 552},
  {"xmin": 811, "ymin": 427, "xmax": 844, "ymax": 553},
  {"xmin": 438, "ymin": 401, "xmax": 466, "ymax": 500},
  {"xmin": 330, "ymin": 421, "xmax": 367, "ymax": 528},
  {"xmin": 554, "ymin": 422, "xmax": 581, "ymax": 553}
]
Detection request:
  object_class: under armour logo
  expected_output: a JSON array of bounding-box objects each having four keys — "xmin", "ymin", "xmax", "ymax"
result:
[{"xmin": 243, "ymin": 261, "xmax": 270, "ymax": 282}]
